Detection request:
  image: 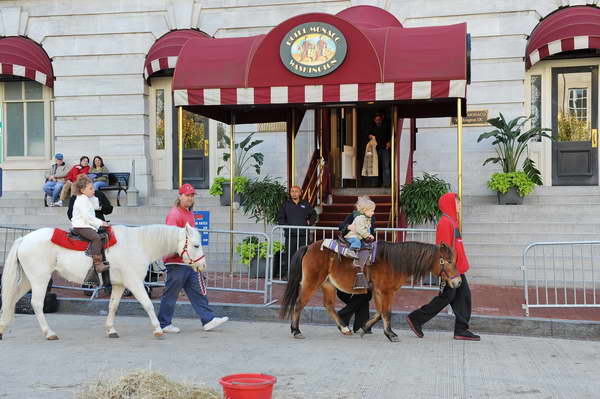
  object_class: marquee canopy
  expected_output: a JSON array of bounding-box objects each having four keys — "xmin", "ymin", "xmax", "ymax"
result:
[
  {"xmin": 0, "ymin": 36, "xmax": 53, "ymax": 88},
  {"xmin": 171, "ymin": 6, "xmax": 469, "ymax": 123}
]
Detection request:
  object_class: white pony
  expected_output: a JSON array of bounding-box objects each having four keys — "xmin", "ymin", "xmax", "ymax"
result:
[{"xmin": 0, "ymin": 223, "xmax": 206, "ymax": 340}]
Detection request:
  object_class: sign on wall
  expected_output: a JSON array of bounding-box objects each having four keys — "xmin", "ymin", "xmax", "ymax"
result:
[
  {"xmin": 450, "ymin": 110, "xmax": 489, "ymax": 126},
  {"xmin": 193, "ymin": 211, "xmax": 210, "ymax": 246},
  {"xmin": 280, "ymin": 22, "xmax": 348, "ymax": 78}
]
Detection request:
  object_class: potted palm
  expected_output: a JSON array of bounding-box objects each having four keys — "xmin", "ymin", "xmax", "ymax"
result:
[
  {"xmin": 211, "ymin": 132, "xmax": 264, "ymax": 206},
  {"xmin": 477, "ymin": 113, "xmax": 552, "ymax": 205},
  {"xmin": 399, "ymin": 173, "xmax": 451, "ymax": 226}
]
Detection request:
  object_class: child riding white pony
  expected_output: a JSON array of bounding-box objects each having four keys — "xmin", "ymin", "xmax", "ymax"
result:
[{"xmin": 0, "ymin": 223, "xmax": 206, "ymax": 340}]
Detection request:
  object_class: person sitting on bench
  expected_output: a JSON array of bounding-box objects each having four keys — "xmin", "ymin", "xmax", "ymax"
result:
[{"xmin": 70, "ymin": 175, "xmax": 110, "ymax": 285}]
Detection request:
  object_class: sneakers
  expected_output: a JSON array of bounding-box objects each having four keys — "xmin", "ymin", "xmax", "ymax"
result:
[
  {"xmin": 406, "ymin": 315, "xmax": 424, "ymax": 338},
  {"xmin": 454, "ymin": 330, "xmax": 481, "ymax": 341},
  {"xmin": 162, "ymin": 324, "xmax": 181, "ymax": 334},
  {"xmin": 54, "ymin": 200, "xmax": 63, "ymax": 207},
  {"xmin": 203, "ymin": 316, "xmax": 229, "ymax": 331}
]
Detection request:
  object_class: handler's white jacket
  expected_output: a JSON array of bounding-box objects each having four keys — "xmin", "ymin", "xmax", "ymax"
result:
[{"xmin": 71, "ymin": 194, "xmax": 104, "ymax": 231}]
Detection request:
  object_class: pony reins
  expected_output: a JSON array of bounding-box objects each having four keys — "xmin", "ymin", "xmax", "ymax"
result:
[{"xmin": 179, "ymin": 235, "xmax": 205, "ymax": 265}]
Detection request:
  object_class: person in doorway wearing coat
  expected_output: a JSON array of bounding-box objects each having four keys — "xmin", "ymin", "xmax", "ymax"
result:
[
  {"xmin": 405, "ymin": 192, "xmax": 480, "ymax": 341},
  {"xmin": 157, "ymin": 184, "xmax": 228, "ymax": 333}
]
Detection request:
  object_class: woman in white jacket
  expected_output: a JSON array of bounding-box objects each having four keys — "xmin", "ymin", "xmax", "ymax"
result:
[{"xmin": 71, "ymin": 175, "xmax": 110, "ymax": 283}]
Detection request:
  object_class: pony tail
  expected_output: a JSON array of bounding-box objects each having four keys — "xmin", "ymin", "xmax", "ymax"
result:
[
  {"xmin": 279, "ymin": 245, "xmax": 308, "ymax": 319},
  {"xmin": 0, "ymin": 237, "xmax": 25, "ymax": 338}
]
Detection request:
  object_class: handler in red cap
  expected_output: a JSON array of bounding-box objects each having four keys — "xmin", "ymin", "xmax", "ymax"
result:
[
  {"xmin": 406, "ymin": 192, "xmax": 480, "ymax": 341},
  {"xmin": 157, "ymin": 183, "xmax": 228, "ymax": 333}
]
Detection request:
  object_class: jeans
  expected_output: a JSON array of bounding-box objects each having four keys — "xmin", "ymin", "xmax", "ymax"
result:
[
  {"xmin": 346, "ymin": 237, "xmax": 362, "ymax": 249},
  {"xmin": 93, "ymin": 181, "xmax": 108, "ymax": 190},
  {"xmin": 158, "ymin": 264, "xmax": 215, "ymax": 328},
  {"xmin": 43, "ymin": 181, "xmax": 65, "ymax": 202}
]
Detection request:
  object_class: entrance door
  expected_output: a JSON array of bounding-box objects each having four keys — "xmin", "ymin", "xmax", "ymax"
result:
[
  {"xmin": 149, "ymin": 78, "xmax": 172, "ymax": 190},
  {"xmin": 172, "ymin": 109, "xmax": 210, "ymax": 189},
  {"xmin": 552, "ymin": 66, "xmax": 598, "ymax": 186}
]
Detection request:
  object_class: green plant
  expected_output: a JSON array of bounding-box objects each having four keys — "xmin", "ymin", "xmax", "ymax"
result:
[
  {"xmin": 208, "ymin": 176, "xmax": 249, "ymax": 197},
  {"xmin": 399, "ymin": 173, "xmax": 451, "ymax": 225},
  {"xmin": 240, "ymin": 177, "xmax": 288, "ymax": 232},
  {"xmin": 218, "ymin": 132, "xmax": 264, "ymax": 177},
  {"xmin": 235, "ymin": 236, "xmax": 283, "ymax": 265},
  {"xmin": 477, "ymin": 113, "xmax": 552, "ymax": 185},
  {"xmin": 487, "ymin": 171, "xmax": 535, "ymax": 196}
]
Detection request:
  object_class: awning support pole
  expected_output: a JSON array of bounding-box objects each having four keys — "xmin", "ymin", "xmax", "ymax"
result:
[
  {"xmin": 229, "ymin": 112, "xmax": 236, "ymax": 274},
  {"xmin": 391, "ymin": 106, "xmax": 398, "ymax": 235},
  {"xmin": 178, "ymin": 107, "xmax": 183, "ymax": 187},
  {"xmin": 291, "ymin": 108, "xmax": 296, "ymax": 186},
  {"xmin": 457, "ymin": 98, "xmax": 463, "ymax": 231}
]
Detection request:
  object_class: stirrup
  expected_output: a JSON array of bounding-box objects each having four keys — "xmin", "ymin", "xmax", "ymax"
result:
[{"xmin": 353, "ymin": 272, "xmax": 368, "ymax": 290}]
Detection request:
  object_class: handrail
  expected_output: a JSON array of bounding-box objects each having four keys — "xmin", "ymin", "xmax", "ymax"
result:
[{"xmin": 301, "ymin": 150, "xmax": 324, "ymax": 207}]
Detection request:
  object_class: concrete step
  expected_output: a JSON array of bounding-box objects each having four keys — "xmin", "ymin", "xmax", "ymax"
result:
[
  {"xmin": 462, "ymin": 222, "xmax": 600, "ymax": 235},
  {"xmin": 463, "ymin": 232, "xmax": 600, "ymax": 244},
  {"xmin": 333, "ymin": 188, "xmax": 390, "ymax": 196}
]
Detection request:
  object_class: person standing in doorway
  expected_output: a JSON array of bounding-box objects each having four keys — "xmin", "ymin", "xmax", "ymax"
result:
[
  {"xmin": 406, "ymin": 192, "xmax": 480, "ymax": 341},
  {"xmin": 158, "ymin": 183, "xmax": 228, "ymax": 333},
  {"xmin": 276, "ymin": 185, "xmax": 317, "ymax": 278},
  {"xmin": 370, "ymin": 113, "xmax": 391, "ymax": 187}
]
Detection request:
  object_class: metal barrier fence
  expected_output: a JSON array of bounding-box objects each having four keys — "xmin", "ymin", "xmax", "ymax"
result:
[
  {"xmin": 522, "ymin": 241, "xmax": 600, "ymax": 316},
  {"xmin": 1, "ymin": 225, "xmax": 271, "ymax": 303}
]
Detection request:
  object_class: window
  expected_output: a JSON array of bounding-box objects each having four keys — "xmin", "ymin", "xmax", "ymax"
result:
[
  {"xmin": 155, "ymin": 89, "xmax": 165, "ymax": 150},
  {"xmin": 2, "ymin": 81, "xmax": 46, "ymax": 158},
  {"xmin": 568, "ymin": 88, "xmax": 587, "ymax": 121}
]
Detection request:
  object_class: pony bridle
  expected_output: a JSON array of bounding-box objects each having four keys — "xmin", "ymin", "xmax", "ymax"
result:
[
  {"xmin": 439, "ymin": 258, "xmax": 460, "ymax": 281},
  {"xmin": 179, "ymin": 235, "xmax": 205, "ymax": 265}
]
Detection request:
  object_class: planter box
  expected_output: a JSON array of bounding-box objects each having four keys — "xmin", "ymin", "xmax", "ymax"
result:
[
  {"xmin": 249, "ymin": 257, "xmax": 268, "ymax": 278},
  {"xmin": 497, "ymin": 187, "xmax": 524, "ymax": 205},
  {"xmin": 219, "ymin": 182, "xmax": 241, "ymax": 206}
]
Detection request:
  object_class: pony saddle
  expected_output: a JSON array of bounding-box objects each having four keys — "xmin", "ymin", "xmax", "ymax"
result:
[
  {"xmin": 51, "ymin": 227, "xmax": 116, "ymax": 258},
  {"xmin": 321, "ymin": 236, "xmax": 377, "ymax": 267}
]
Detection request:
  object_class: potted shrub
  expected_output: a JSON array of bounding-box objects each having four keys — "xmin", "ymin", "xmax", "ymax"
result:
[
  {"xmin": 239, "ymin": 176, "xmax": 288, "ymax": 232},
  {"xmin": 399, "ymin": 173, "xmax": 451, "ymax": 226},
  {"xmin": 477, "ymin": 113, "xmax": 552, "ymax": 204},
  {"xmin": 236, "ymin": 237, "xmax": 283, "ymax": 278},
  {"xmin": 209, "ymin": 176, "xmax": 248, "ymax": 206},
  {"xmin": 211, "ymin": 132, "xmax": 264, "ymax": 206},
  {"xmin": 487, "ymin": 171, "xmax": 535, "ymax": 205}
]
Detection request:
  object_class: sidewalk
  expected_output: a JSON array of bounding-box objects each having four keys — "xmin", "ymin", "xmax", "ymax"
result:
[{"xmin": 53, "ymin": 280, "xmax": 600, "ymax": 321}]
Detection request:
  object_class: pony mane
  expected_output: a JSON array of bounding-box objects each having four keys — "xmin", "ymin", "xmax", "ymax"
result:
[{"xmin": 376, "ymin": 241, "xmax": 439, "ymax": 279}]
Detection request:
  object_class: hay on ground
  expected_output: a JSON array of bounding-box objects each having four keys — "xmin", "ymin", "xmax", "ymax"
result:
[{"xmin": 78, "ymin": 370, "xmax": 220, "ymax": 399}]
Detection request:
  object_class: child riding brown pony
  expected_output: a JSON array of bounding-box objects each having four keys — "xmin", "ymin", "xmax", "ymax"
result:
[{"xmin": 280, "ymin": 240, "xmax": 462, "ymax": 342}]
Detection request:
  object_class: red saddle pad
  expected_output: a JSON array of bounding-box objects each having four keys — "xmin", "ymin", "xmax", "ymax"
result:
[{"xmin": 51, "ymin": 227, "xmax": 117, "ymax": 251}]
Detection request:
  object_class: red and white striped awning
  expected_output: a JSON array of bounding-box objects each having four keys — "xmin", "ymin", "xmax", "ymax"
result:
[
  {"xmin": 144, "ymin": 29, "xmax": 207, "ymax": 81},
  {"xmin": 526, "ymin": 6, "xmax": 600, "ymax": 69},
  {"xmin": 0, "ymin": 37, "xmax": 53, "ymax": 87},
  {"xmin": 174, "ymin": 80, "xmax": 467, "ymax": 106}
]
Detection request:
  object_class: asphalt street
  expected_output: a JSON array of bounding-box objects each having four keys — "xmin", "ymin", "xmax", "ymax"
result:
[{"xmin": 1, "ymin": 314, "xmax": 599, "ymax": 399}]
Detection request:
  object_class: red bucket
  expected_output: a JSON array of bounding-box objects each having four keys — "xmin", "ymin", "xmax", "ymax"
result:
[{"xmin": 219, "ymin": 373, "xmax": 277, "ymax": 399}]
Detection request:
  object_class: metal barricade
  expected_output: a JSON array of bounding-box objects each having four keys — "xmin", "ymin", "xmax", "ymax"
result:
[
  {"xmin": 522, "ymin": 241, "xmax": 600, "ymax": 316},
  {"xmin": 0, "ymin": 225, "xmax": 34, "ymax": 270}
]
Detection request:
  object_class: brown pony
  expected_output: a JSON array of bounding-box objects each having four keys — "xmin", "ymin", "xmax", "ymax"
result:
[{"xmin": 279, "ymin": 240, "xmax": 462, "ymax": 342}]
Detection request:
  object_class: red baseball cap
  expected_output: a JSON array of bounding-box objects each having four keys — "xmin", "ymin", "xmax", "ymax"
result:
[{"xmin": 178, "ymin": 183, "xmax": 196, "ymax": 195}]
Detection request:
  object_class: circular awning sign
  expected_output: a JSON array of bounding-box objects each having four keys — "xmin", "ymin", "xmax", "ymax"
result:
[{"xmin": 280, "ymin": 22, "xmax": 348, "ymax": 78}]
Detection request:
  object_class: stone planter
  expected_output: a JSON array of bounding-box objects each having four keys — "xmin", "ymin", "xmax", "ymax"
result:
[
  {"xmin": 219, "ymin": 182, "xmax": 240, "ymax": 206},
  {"xmin": 497, "ymin": 187, "xmax": 524, "ymax": 205},
  {"xmin": 249, "ymin": 257, "xmax": 268, "ymax": 278}
]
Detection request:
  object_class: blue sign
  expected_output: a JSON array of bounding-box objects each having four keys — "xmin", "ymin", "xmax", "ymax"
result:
[{"xmin": 193, "ymin": 211, "xmax": 210, "ymax": 246}]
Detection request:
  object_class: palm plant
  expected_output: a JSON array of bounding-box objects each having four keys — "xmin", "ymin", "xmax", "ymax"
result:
[
  {"xmin": 477, "ymin": 113, "xmax": 552, "ymax": 185},
  {"xmin": 217, "ymin": 132, "xmax": 264, "ymax": 177}
]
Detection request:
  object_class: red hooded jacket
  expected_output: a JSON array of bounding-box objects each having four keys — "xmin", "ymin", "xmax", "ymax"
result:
[
  {"xmin": 436, "ymin": 192, "xmax": 470, "ymax": 274},
  {"xmin": 66, "ymin": 165, "xmax": 90, "ymax": 182}
]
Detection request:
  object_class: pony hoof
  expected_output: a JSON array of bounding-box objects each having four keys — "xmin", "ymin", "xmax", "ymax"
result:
[
  {"xmin": 340, "ymin": 326, "xmax": 352, "ymax": 336},
  {"xmin": 293, "ymin": 333, "xmax": 305, "ymax": 339},
  {"xmin": 386, "ymin": 335, "xmax": 400, "ymax": 343},
  {"xmin": 47, "ymin": 335, "xmax": 59, "ymax": 341},
  {"xmin": 0, "ymin": 333, "xmax": 3, "ymax": 340},
  {"xmin": 108, "ymin": 332, "xmax": 119, "ymax": 339},
  {"xmin": 357, "ymin": 328, "xmax": 367, "ymax": 338}
]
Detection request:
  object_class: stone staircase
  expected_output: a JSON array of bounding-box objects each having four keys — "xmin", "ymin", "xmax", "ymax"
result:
[
  {"xmin": 462, "ymin": 186, "xmax": 600, "ymax": 286},
  {"xmin": 317, "ymin": 188, "xmax": 392, "ymax": 229}
]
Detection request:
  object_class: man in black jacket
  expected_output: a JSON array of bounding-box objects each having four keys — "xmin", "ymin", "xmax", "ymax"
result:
[{"xmin": 276, "ymin": 185, "xmax": 317, "ymax": 278}]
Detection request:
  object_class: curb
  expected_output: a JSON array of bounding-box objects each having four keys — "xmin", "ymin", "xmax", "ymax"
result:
[{"xmin": 57, "ymin": 298, "xmax": 600, "ymax": 340}]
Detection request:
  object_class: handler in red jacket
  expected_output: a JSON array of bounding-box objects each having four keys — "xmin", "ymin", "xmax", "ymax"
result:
[
  {"xmin": 406, "ymin": 192, "xmax": 480, "ymax": 341},
  {"xmin": 157, "ymin": 184, "xmax": 228, "ymax": 333}
]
